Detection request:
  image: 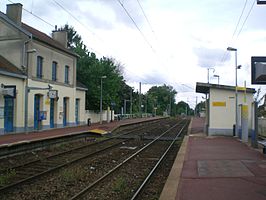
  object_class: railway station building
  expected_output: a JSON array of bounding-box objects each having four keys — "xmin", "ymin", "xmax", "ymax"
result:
[
  {"xmin": 196, "ymin": 82, "xmax": 256, "ymax": 136},
  {"xmin": 0, "ymin": 3, "xmax": 87, "ymax": 134}
]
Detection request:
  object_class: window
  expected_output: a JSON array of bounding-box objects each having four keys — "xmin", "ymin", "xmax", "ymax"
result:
[
  {"xmin": 52, "ymin": 61, "xmax": 57, "ymax": 81},
  {"xmin": 36, "ymin": 56, "xmax": 43, "ymax": 78},
  {"xmin": 65, "ymin": 65, "xmax": 69, "ymax": 84}
]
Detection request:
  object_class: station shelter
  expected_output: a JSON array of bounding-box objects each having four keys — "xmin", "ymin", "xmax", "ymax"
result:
[{"xmin": 196, "ymin": 82, "xmax": 256, "ymax": 137}]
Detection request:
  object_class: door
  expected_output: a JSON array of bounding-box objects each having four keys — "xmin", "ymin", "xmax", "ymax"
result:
[
  {"xmin": 50, "ymin": 99, "xmax": 54, "ymax": 128},
  {"xmin": 75, "ymin": 99, "xmax": 79, "ymax": 124},
  {"xmin": 4, "ymin": 96, "xmax": 14, "ymax": 132},
  {"xmin": 34, "ymin": 95, "xmax": 41, "ymax": 130},
  {"xmin": 63, "ymin": 97, "xmax": 67, "ymax": 126}
]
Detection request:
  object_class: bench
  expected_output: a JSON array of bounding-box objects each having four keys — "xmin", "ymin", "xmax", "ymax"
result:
[{"xmin": 258, "ymin": 140, "xmax": 266, "ymax": 154}]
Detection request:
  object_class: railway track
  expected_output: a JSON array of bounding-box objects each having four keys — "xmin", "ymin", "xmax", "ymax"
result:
[
  {"xmin": 0, "ymin": 118, "xmax": 179, "ymax": 198},
  {"xmin": 69, "ymin": 119, "xmax": 188, "ymax": 200}
]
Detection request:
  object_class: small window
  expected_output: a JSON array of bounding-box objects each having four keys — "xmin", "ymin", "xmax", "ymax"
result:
[
  {"xmin": 37, "ymin": 56, "xmax": 43, "ymax": 78},
  {"xmin": 65, "ymin": 65, "xmax": 69, "ymax": 84},
  {"xmin": 52, "ymin": 61, "xmax": 57, "ymax": 81}
]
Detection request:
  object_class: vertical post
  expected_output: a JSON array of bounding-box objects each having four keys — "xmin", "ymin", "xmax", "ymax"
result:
[
  {"xmin": 139, "ymin": 82, "xmax": 142, "ymax": 117},
  {"xmin": 169, "ymin": 94, "xmax": 171, "ymax": 117},
  {"xmin": 100, "ymin": 77, "xmax": 103, "ymax": 124},
  {"xmin": 100, "ymin": 76, "xmax": 106, "ymax": 124},
  {"xmin": 24, "ymin": 86, "xmax": 29, "ymax": 132},
  {"xmin": 254, "ymin": 101, "xmax": 258, "ymax": 148},
  {"xmin": 130, "ymin": 88, "xmax": 132, "ymax": 117},
  {"xmin": 235, "ymin": 51, "xmax": 239, "ymax": 137},
  {"xmin": 195, "ymin": 96, "xmax": 198, "ymax": 116},
  {"xmin": 207, "ymin": 68, "xmax": 209, "ymax": 83},
  {"xmin": 124, "ymin": 99, "xmax": 126, "ymax": 115}
]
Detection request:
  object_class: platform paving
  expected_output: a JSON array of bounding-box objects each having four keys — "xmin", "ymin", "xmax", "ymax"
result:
[
  {"xmin": 160, "ymin": 117, "xmax": 266, "ymax": 200},
  {"xmin": 0, "ymin": 117, "xmax": 160, "ymax": 146}
]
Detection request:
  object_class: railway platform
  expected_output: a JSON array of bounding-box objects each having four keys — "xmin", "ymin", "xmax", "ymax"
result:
[
  {"xmin": 0, "ymin": 117, "xmax": 161, "ymax": 147},
  {"xmin": 160, "ymin": 117, "xmax": 266, "ymax": 200}
]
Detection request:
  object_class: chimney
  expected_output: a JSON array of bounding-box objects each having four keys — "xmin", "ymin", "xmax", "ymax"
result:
[
  {"xmin": 52, "ymin": 30, "xmax": 68, "ymax": 48},
  {"xmin": 6, "ymin": 3, "xmax": 22, "ymax": 26}
]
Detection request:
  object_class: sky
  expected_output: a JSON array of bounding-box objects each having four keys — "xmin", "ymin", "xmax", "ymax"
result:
[{"xmin": 1, "ymin": 0, "xmax": 266, "ymax": 108}]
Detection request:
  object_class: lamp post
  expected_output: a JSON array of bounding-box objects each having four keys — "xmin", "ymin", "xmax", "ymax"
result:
[
  {"xmin": 207, "ymin": 68, "xmax": 215, "ymax": 83},
  {"xmin": 227, "ymin": 47, "xmax": 239, "ymax": 136},
  {"xmin": 213, "ymin": 74, "xmax": 220, "ymax": 84},
  {"xmin": 100, "ymin": 75, "xmax": 107, "ymax": 124}
]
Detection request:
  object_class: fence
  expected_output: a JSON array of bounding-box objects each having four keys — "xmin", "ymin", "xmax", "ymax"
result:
[{"xmin": 258, "ymin": 118, "xmax": 266, "ymax": 137}]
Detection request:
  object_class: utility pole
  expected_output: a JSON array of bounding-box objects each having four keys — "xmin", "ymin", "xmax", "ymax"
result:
[
  {"xmin": 130, "ymin": 88, "xmax": 133, "ymax": 117},
  {"xmin": 169, "ymin": 94, "xmax": 171, "ymax": 117},
  {"xmin": 195, "ymin": 96, "xmax": 198, "ymax": 116},
  {"xmin": 139, "ymin": 82, "xmax": 142, "ymax": 117}
]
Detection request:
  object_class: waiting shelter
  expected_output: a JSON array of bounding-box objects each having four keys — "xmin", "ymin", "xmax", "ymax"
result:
[{"xmin": 196, "ymin": 82, "xmax": 256, "ymax": 137}]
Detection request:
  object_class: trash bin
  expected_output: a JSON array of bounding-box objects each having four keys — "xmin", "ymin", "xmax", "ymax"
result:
[
  {"xmin": 233, "ymin": 124, "xmax": 235, "ymax": 136},
  {"xmin": 87, "ymin": 118, "xmax": 91, "ymax": 126}
]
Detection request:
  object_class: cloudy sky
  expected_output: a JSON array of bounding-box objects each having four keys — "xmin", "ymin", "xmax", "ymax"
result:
[{"xmin": 1, "ymin": 0, "xmax": 266, "ymax": 108}]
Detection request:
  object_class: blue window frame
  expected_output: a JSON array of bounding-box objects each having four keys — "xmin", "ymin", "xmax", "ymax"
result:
[
  {"xmin": 65, "ymin": 65, "xmax": 69, "ymax": 84},
  {"xmin": 52, "ymin": 61, "xmax": 57, "ymax": 81},
  {"xmin": 37, "ymin": 56, "xmax": 43, "ymax": 78}
]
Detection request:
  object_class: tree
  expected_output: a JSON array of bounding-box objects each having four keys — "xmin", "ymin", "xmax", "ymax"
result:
[
  {"xmin": 195, "ymin": 101, "xmax": 205, "ymax": 116},
  {"xmin": 146, "ymin": 84, "xmax": 177, "ymax": 116},
  {"xmin": 58, "ymin": 24, "xmax": 131, "ymax": 111}
]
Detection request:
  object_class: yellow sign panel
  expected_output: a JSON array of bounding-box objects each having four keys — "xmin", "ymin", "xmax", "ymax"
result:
[
  {"xmin": 242, "ymin": 105, "xmax": 248, "ymax": 119},
  {"xmin": 236, "ymin": 86, "xmax": 246, "ymax": 91},
  {"xmin": 212, "ymin": 101, "xmax": 226, "ymax": 107}
]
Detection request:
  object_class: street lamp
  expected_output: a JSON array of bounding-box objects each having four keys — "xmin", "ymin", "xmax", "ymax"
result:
[
  {"xmin": 227, "ymin": 46, "xmax": 240, "ymax": 137},
  {"xmin": 100, "ymin": 75, "xmax": 107, "ymax": 124},
  {"xmin": 213, "ymin": 74, "xmax": 220, "ymax": 84},
  {"xmin": 207, "ymin": 67, "xmax": 215, "ymax": 83}
]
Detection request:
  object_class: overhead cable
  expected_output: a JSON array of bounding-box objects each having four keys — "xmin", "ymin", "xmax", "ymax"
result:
[
  {"xmin": 116, "ymin": 0, "xmax": 156, "ymax": 53},
  {"xmin": 7, "ymin": 0, "xmax": 54, "ymax": 27}
]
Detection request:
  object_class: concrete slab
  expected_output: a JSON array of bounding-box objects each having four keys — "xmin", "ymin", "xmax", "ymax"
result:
[
  {"xmin": 197, "ymin": 160, "xmax": 254, "ymax": 177},
  {"xmin": 160, "ymin": 117, "xmax": 266, "ymax": 200}
]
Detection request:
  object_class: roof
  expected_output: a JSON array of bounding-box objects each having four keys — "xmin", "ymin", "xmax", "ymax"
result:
[
  {"xmin": 0, "ymin": 11, "xmax": 31, "ymax": 37},
  {"xmin": 196, "ymin": 82, "xmax": 256, "ymax": 94},
  {"xmin": 76, "ymin": 81, "xmax": 88, "ymax": 91},
  {"xmin": 1, "ymin": 10, "xmax": 78, "ymax": 58},
  {"xmin": 0, "ymin": 55, "xmax": 26, "ymax": 79},
  {"xmin": 21, "ymin": 23, "xmax": 78, "ymax": 58}
]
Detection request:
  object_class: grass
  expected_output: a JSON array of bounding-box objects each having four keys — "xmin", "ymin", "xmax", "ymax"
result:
[
  {"xmin": 59, "ymin": 167, "xmax": 86, "ymax": 183},
  {"xmin": 113, "ymin": 177, "xmax": 127, "ymax": 193},
  {"xmin": 0, "ymin": 169, "xmax": 16, "ymax": 186}
]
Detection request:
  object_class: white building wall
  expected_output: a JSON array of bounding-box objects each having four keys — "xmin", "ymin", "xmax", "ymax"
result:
[
  {"xmin": 0, "ymin": 75, "xmax": 25, "ymax": 134},
  {"xmin": 209, "ymin": 88, "xmax": 254, "ymax": 136},
  {"xmin": 76, "ymin": 89, "xmax": 86, "ymax": 124},
  {"xmin": 0, "ymin": 16, "xmax": 87, "ymax": 133},
  {"xmin": 27, "ymin": 79, "xmax": 78, "ymax": 129},
  {"xmin": 0, "ymin": 20, "xmax": 26, "ymax": 70}
]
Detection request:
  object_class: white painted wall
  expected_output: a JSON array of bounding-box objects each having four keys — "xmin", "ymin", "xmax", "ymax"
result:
[
  {"xmin": 0, "ymin": 16, "xmax": 87, "ymax": 132},
  {"xmin": 85, "ymin": 110, "xmax": 114, "ymax": 124},
  {"xmin": 209, "ymin": 88, "xmax": 254, "ymax": 135},
  {"xmin": 0, "ymin": 75, "xmax": 25, "ymax": 132}
]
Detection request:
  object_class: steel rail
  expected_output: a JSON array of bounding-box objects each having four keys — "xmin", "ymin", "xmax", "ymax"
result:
[
  {"xmin": 0, "ymin": 119, "xmax": 173, "ymax": 193},
  {"xmin": 0, "ymin": 120, "xmax": 160, "ymax": 174},
  {"xmin": 69, "ymin": 119, "xmax": 186, "ymax": 200},
  {"xmin": 130, "ymin": 121, "xmax": 189, "ymax": 200},
  {"xmin": 0, "ymin": 138, "xmax": 131, "ymax": 193}
]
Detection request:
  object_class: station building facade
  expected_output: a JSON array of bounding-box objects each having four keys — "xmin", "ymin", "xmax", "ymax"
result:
[
  {"xmin": 196, "ymin": 82, "xmax": 256, "ymax": 136},
  {"xmin": 0, "ymin": 3, "xmax": 87, "ymax": 134}
]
